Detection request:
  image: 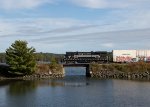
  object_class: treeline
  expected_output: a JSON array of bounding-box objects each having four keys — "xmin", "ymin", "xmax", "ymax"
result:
[
  {"xmin": 0, "ymin": 53, "xmax": 64, "ymax": 63},
  {"xmin": 0, "ymin": 53, "xmax": 5, "ymax": 63},
  {"xmin": 35, "ymin": 53, "xmax": 64, "ymax": 63}
]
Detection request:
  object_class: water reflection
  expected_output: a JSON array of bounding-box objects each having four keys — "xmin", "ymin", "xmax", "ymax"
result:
[
  {"xmin": 43, "ymin": 76, "xmax": 90, "ymax": 87},
  {"xmin": 0, "ymin": 77, "xmax": 150, "ymax": 107},
  {"xmin": 64, "ymin": 82, "xmax": 89, "ymax": 87},
  {"xmin": 7, "ymin": 80, "xmax": 38, "ymax": 95},
  {"xmin": 48, "ymin": 80, "xmax": 89, "ymax": 87},
  {"xmin": 0, "ymin": 76, "xmax": 90, "ymax": 96},
  {"xmin": 49, "ymin": 80, "xmax": 65, "ymax": 87}
]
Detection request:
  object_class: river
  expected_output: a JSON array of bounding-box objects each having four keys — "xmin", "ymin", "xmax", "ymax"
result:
[{"xmin": 0, "ymin": 67, "xmax": 150, "ymax": 107}]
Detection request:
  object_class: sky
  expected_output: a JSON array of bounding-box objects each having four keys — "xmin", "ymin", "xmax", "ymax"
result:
[{"xmin": 0, "ymin": 0, "xmax": 150, "ymax": 53}]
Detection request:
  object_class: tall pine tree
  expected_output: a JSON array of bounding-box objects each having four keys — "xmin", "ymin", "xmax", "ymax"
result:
[{"xmin": 6, "ymin": 40, "xmax": 36, "ymax": 75}]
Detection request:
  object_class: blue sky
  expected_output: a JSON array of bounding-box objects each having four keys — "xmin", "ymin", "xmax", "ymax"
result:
[{"xmin": 0, "ymin": 0, "xmax": 150, "ymax": 53}]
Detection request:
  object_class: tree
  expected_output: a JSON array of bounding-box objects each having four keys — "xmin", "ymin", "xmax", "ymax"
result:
[
  {"xmin": 50, "ymin": 56, "xmax": 58, "ymax": 65},
  {"xmin": 6, "ymin": 40, "xmax": 36, "ymax": 75}
]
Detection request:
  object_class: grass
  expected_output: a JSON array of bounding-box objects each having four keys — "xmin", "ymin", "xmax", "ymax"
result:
[
  {"xmin": 90, "ymin": 62, "xmax": 150, "ymax": 73},
  {"xmin": 36, "ymin": 63, "xmax": 64, "ymax": 74}
]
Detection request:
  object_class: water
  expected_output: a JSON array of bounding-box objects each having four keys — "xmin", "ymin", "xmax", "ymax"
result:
[
  {"xmin": 0, "ymin": 68, "xmax": 150, "ymax": 107},
  {"xmin": 65, "ymin": 67, "xmax": 86, "ymax": 76}
]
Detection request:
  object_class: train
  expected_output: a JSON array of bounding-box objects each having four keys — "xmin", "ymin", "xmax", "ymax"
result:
[
  {"xmin": 63, "ymin": 51, "xmax": 112, "ymax": 63},
  {"xmin": 63, "ymin": 50, "xmax": 150, "ymax": 64}
]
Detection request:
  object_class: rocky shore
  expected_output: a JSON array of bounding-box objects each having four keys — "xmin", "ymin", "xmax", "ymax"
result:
[
  {"xmin": 0, "ymin": 73, "xmax": 64, "ymax": 80},
  {"xmin": 90, "ymin": 62, "xmax": 150, "ymax": 80},
  {"xmin": 91, "ymin": 70, "xmax": 150, "ymax": 80},
  {"xmin": 0, "ymin": 64, "xmax": 65, "ymax": 80}
]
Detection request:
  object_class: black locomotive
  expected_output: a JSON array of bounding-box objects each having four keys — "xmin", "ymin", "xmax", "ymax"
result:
[{"xmin": 63, "ymin": 51, "xmax": 112, "ymax": 63}]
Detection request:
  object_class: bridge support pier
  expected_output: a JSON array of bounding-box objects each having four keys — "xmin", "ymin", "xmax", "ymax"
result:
[{"xmin": 86, "ymin": 65, "xmax": 91, "ymax": 77}]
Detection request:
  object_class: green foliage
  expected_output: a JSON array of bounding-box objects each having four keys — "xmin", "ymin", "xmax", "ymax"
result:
[
  {"xmin": 34, "ymin": 52, "xmax": 64, "ymax": 62},
  {"xmin": 0, "ymin": 52, "xmax": 64, "ymax": 63},
  {"xmin": 50, "ymin": 56, "xmax": 57, "ymax": 65},
  {"xmin": 6, "ymin": 40, "xmax": 36, "ymax": 75},
  {"xmin": 35, "ymin": 53, "xmax": 44, "ymax": 62}
]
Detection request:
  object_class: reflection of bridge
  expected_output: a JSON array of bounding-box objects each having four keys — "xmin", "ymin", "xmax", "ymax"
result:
[{"xmin": 63, "ymin": 63, "xmax": 91, "ymax": 77}]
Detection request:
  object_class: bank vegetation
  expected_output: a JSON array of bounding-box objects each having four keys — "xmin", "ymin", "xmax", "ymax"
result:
[
  {"xmin": 0, "ymin": 63, "xmax": 64, "ymax": 79},
  {"xmin": 90, "ymin": 62, "xmax": 150, "ymax": 79}
]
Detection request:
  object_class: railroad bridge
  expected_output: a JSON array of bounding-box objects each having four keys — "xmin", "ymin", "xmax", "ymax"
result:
[{"xmin": 63, "ymin": 63, "xmax": 91, "ymax": 77}]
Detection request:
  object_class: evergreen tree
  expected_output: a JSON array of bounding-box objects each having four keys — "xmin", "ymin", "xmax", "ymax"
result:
[{"xmin": 6, "ymin": 40, "xmax": 36, "ymax": 75}]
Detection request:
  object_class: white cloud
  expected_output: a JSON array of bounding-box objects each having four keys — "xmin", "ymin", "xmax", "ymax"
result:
[
  {"xmin": 1, "ymin": 8, "xmax": 150, "ymax": 52},
  {"xmin": 2, "ymin": 18, "xmax": 108, "ymax": 39},
  {"xmin": 71, "ymin": 0, "xmax": 150, "ymax": 9},
  {"xmin": 107, "ymin": 9, "xmax": 150, "ymax": 31},
  {"xmin": 0, "ymin": 0, "xmax": 54, "ymax": 10},
  {"xmin": 1, "ymin": 13, "xmax": 150, "ymax": 40},
  {"xmin": 0, "ymin": 20, "xmax": 17, "ymax": 35},
  {"xmin": 101, "ymin": 43, "xmax": 114, "ymax": 48}
]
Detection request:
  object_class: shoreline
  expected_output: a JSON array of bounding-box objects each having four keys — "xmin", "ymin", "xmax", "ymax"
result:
[
  {"xmin": 1, "ymin": 62, "xmax": 150, "ymax": 81},
  {"xmin": 0, "ymin": 73, "xmax": 64, "ymax": 80},
  {"xmin": 0, "ymin": 63, "xmax": 65, "ymax": 80},
  {"xmin": 1, "ymin": 75, "xmax": 150, "ymax": 81},
  {"xmin": 1, "ymin": 72, "xmax": 150, "ymax": 81},
  {"xmin": 90, "ymin": 62, "xmax": 150, "ymax": 80}
]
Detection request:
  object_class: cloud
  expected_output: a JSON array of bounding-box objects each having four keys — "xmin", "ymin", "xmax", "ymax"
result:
[
  {"xmin": 1, "ymin": 16, "xmax": 150, "ymax": 41},
  {"xmin": 0, "ymin": 18, "xmax": 111, "ymax": 38},
  {"xmin": 70, "ymin": 0, "xmax": 150, "ymax": 9},
  {"xmin": 39, "ymin": 24, "xmax": 101, "ymax": 34},
  {"xmin": 0, "ymin": 20, "xmax": 17, "ymax": 36},
  {"xmin": 1, "ymin": 10, "xmax": 150, "ymax": 52},
  {"xmin": 101, "ymin": 43, "xmax": 114, "ymax": 48},
  {"xmin": 0, "ymin": 0, "xmax": 54, "ymax": 10},
  {"xmin": 29, "ymin": 28, "xmax": 150, "ymax": 46},
  {"xmin": 0, "ymin": 18, "xmax": 83, "ymax": 36}
]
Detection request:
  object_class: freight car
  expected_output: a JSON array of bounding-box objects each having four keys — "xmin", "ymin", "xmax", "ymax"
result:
[
  {"xmin": 63, "ymin": 51, "xmax": 112, "ymax": 64},
  {"xmin": 113, "ymin": 50, "xmax": 150, "ymax": 63}
]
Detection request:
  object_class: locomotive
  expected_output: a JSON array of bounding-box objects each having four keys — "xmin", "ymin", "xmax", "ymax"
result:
[{"xmin": 63, "ymin": 51, "xmax": 112, "ymax": 64}]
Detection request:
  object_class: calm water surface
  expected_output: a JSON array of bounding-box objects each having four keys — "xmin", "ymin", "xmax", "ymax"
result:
[{"xmin": 0, "ymin": 68, "xmax": 150, "ymax": 107}]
